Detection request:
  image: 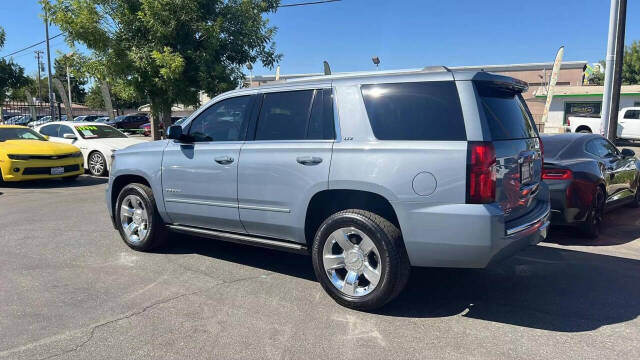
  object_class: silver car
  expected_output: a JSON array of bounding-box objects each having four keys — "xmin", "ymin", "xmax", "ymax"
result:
[{"xmin": 106, "ymin": 67, "xmax": 550, "ymax": 310}]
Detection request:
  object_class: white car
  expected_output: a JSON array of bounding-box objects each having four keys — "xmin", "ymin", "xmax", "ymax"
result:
[
  {"xmin": 34, "ymin": 122, "xmax": 146, "ymax": 176},
  {"xmin": 568, "ymin": 107, "xmax": 640, "ymax": 140}
]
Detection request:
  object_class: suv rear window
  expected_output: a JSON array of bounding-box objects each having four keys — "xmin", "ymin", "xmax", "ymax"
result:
[
  {"xmin": 361, "ymin": 81, "xmax": 466, "ymax": 141},
  {"xmin": 476, "ymin": 82, "xmax": 538, "ymax": 140}
]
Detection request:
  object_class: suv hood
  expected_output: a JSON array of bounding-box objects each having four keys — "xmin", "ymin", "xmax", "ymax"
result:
[{"xmin": 1, "ymin": 140, "xmax": 80, "ymax": 155}]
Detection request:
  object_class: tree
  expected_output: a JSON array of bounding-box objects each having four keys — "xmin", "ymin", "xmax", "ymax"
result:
[
  {"xmin": 589, "ymin": 41, "xmax": 640, "ymax": 85},
  {"xmin": 0, "ymin": 26, "xmax": 30, "ymax": 117},
  {"xmin": 54, "ymin": 56, "xmax": 87, "ymax": 104},
  {"xmin": 46, "ymin": 0, "xmax": 281, "ymax": 139},
  {"xmin": 85, "ymin": 82, "xmax": 145, "ymax": 111}
]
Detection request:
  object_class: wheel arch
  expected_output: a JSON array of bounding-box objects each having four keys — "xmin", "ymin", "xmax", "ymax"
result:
[
  {"xmin": 304, "ymin": 189, "xmax": 400, "ymax": 247},
  {"xmin": 110, "ymin": 174, "xmax": 152, "ymax": 216}
]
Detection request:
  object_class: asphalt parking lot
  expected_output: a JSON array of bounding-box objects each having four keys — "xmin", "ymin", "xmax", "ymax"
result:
[{"xmin": 1, "ymin": 175, "xmax": 640, "ymax": 360}]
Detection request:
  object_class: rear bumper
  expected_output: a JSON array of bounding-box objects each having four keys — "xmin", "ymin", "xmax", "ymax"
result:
[{"xmin": 394, "ymin": 188, "xmax": 550, "ymax": 268}]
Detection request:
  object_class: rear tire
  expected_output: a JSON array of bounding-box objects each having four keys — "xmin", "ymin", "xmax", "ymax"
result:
[
  {"xmin": 311, "ymin": 209, "xmax": 410, "ymax": 311},
  {"xmin": 115, "ymin": 183, "xmax": 168, "ymax": 251},
  {"xmin": 578, "ymin": 129, "xmax": 592, "ymax": 134},
  {"xmin": 580, "ymin": 187, "xmax": 605, "ymax": 239}
]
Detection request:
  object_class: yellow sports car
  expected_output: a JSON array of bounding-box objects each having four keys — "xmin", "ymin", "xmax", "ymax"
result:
[{"xmin": 0, "ymin": 125, "xmax": 84, "ymax": 182}]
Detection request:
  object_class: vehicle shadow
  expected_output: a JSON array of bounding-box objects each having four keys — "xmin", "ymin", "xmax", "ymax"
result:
[
  {"xmin": 0, "ymin": 175, "xmax": 107, "ymax": 189},
  {"xmin": 379, "ymin": 245, "xmax": 640, "ymax": 332},
  {"xmin": 162, "ymin": 233, "xmax": 640, "ymax": 332},
  {"xmin": 547, "ymin": 207, "xmax": 640, "ymax": 246}
]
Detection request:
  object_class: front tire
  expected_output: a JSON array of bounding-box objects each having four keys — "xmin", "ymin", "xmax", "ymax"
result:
[
  {"xmin": 88, "ymin": 151, "xmax": 107, "ymax": 177},
  {"xmin": 580, "ymin": 187, "xmax": 605, "ymax": 238},
  {"xmin": 115, "ymin": 183, "xmax": 168, "ymax": 251},
  {"xmin": 311, "ymin": 209, "xmax": 410, "ymax": 311}
]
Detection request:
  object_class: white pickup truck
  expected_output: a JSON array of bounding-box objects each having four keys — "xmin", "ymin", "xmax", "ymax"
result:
[{"xmin": 568, "ymin": 107, "xmax": 640, "ymax": 139}]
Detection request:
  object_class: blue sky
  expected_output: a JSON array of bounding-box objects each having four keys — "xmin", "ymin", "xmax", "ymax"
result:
[{"xmin": 1, "ymin": 0, "xmax": 639, "ymax": 79}]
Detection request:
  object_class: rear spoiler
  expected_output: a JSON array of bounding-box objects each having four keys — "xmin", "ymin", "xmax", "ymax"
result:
[{"xmin": 469, "ymin": 72, "xmax": 529, "ymax": 93}]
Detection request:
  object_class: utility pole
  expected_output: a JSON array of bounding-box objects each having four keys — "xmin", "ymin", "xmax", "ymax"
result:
[
  {"xmin": 601, "ymin": 0, "xmax": 626, "ymax": 139},
  {"xmin": 44, "ymin": 9, "xmax": 55, "ymax": 119},
  {"xmin": 607, "ymin": 0, "xmax": 627, "ymax": 142},
  {"xmin": 34, "ymin": 50, "xmax": 43, "ymax": 101}
]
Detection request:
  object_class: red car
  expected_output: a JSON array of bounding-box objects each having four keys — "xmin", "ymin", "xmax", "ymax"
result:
[{"xmin": 140, "ymin": 117, "xmax": 185, "ymax": 136}]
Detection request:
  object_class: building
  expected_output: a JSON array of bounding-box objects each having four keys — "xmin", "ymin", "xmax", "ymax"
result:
[
  {"xmin": 534, "ymin": 85, "xmax": 640, "ymax": 132},
  {"xmin": 246, "ymin": 61, "xmax": 589, "ymax": 132}
]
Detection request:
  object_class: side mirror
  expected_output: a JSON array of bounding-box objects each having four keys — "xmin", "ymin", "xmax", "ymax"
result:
[
  {"xmin": 621, "ymin": 148, "xmax": 635, "ymax": 158},
  {"xmin": 167, "ymin": 125, "xmax": 183, "ymax": 140},
  {"xmin": 63, "ymin": 133, "xmax": 77, "ymax": 140}
]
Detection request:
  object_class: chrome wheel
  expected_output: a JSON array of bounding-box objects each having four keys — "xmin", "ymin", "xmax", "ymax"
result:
[
  {"xmin": 322, "ymin": 227, "xmax": 382, "ymax": 297},
  {"xmin": 89, "ymin": 152, "xmax": 105, "ymax": 176},
  {"xmin": 119, "ymin": 194, "xmax": 149, "ymax": 244}
]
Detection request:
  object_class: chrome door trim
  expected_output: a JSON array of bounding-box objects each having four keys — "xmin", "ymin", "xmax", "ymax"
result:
[
  {"xmin": 165, "ymin": 198, "xmax": 238, "ymax": 208},
  {"xmin": 238, "ymin": 204, "xmax": 291, "ymax": 213}
]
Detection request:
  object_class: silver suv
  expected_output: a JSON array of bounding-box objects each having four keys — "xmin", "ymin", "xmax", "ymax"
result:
[{"xmin": 106, "ymin": 67, "xmax": 550, "ymax": 310}]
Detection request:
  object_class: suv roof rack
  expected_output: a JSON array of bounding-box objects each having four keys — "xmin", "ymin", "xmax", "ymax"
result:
[{"xmin": 422, "ymin": 66, "xmax": 450, "ymax": 73}]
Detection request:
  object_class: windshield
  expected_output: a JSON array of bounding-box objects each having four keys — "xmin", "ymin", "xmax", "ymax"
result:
[
  {"xmin": 74, "ymin": 125, "xmax": 127, "ymax": 139},
  {"xmin": 0, "ymin": 127, "xmax": 47, "ymax": 142}
]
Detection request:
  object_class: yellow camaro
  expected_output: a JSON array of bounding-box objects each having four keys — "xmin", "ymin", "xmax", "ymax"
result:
[{"xmin": 0, "ymin": 125, "xmax": 84, "ymax": 183}]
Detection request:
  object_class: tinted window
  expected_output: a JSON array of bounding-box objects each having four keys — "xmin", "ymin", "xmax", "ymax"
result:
[
  {"xmin": 624, "ymin": 110, "xmax": 640, "ymax": 119},
  {"xmin": 586, "ymin": 138, "xmax": 619, "ymax": 158},
  {"xmin": 0, "ymin": 128, "xmax": 46, "ymax": 141},
  {"xmin": 188, "ymin": 96, "xmax": 251, "ymax": 142},
  {"xmin": 75, "ymin": 125, "xmax": 127, "ymax": 139},
  {"xmin": 59, "ymin": 125, "xmax": 74, "ymax": 137},
  {"xmin": 256, "ymin": 90, "xmax": 314, "ymax": 140},
  {"xmin": 477, "ymin": 83, "xmax": 538, "ymax": 140},
  {"xmin": 39, "ymin": 124, "xmax": 60, "ymax": 137},
  {"xmin": 361, "ymin": 81, "xmax": 466, "ymax": 141},
  {"xmin": 307, "ymin": 89, "xmax": 335, "ymax": 140}
]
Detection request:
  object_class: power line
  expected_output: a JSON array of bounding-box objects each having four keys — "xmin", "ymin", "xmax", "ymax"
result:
[
  {"xmin": 1, "ymin": 33, "xmax": 64, "ymax": 59},
  {"xmin": 279, "ymin": 0, "xmax": 341, "ymax": 7}
]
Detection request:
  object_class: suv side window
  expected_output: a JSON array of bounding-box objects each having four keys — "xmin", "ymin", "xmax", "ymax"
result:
[
  {"xmin": 586, "ymin": 138, "xmax": 619, "ymax": 158},
  {"xmin": 361, "ymin": 81, "xmax": 466, "ymax": 141},
  {"xmin": 188, "ymin": 95, "xmax": 251, "ymax": 142},
  {"xmin": 307, "ymin": 89, "xmax": 335, "ymax": 140},
  {"xmin": 624, "ymin": 110, "xmax": 640, "ymax": 119},
  {"xmin": 39, "ymin": 124, "xmax": 60, "ymax": 137},
  {"xmin": 59, "ymin": 125, "xmax": 74, "ymax": 137},
  {"xmin": 255, "ymin": 90, "xmax": 314, "ymax": 140}
]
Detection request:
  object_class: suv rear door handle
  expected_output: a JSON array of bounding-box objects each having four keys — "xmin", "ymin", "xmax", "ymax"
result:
[
  {"xmin": 296, "ymin": 156, "xmax": 323, "ymax": 165},
  {"xmin": 214, "ymin": 156, "xmax": 234, "ymax": 165}
]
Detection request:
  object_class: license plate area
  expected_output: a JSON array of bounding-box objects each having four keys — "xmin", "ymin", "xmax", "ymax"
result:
[
  {"xmin": 51, "ymin": 167, "xmax": 64, "ymax": 175},
  {"xmin": 520, "ymin": 161, "xmax": 532, "ymax": 184}
]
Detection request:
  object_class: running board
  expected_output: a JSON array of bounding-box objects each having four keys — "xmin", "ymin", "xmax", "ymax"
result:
[{"xmin": 166, "ymin": 224, "xmax": 308, "ymax": 254}]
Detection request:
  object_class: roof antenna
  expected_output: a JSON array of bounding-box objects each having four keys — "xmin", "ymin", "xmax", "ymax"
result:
[{"xmin": 323, "ymin": 61, "xmax": 331, "ymax": 75}]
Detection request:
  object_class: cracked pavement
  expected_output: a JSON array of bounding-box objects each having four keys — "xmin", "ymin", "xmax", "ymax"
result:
[{"xmin": 1, "ymin": 176, "xmax": 640, "ymax": 359}]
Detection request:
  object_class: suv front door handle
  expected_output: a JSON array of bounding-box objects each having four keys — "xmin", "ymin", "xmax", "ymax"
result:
[
  {"xmin": 214, "ymin": 156, "xmax": 234, "ymax": 165},
  {"xmin": 296, "ymin": 156, "xmax": 323, "ymax": 166}
]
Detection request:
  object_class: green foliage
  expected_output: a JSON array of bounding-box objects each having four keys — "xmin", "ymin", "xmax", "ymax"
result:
[
  {"xmin": 0, "ymin": 26, "xmax": 30, "ymax": 103},
  {"xmin": 85, "ymin": 82, "xmax": 146, "ymax": 110},
  {"xmin": 45, "ymin": 0, "xmax": 282, "ymax": 126},
  {"xmin": 54, "ymin": 56, "xmax": 87, "ymax": 103},
  {"xmin": 590, "ymin": 41, "xmax": 640, "ymax": 85}
]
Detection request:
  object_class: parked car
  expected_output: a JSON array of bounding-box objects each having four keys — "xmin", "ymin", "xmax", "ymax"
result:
[
  {"xmin": 94, "ymin": 116, "xmax": 110, "ymax": 123},
  {"xmin": 140, "ymin": 117, "xmax": 186, "ymax": 136},
  {"xmin": 106, "ymin": 68, "xmax": 549, "ymax": 310},
  {"xmin": 568, "ymin": 107, "xmax": 640, "ymax": 140},
  {"xmin": 107, "ymin": 114, "xmax": 149, "ymax": 130},
  {"xmin": 35, "ymin": 122, "xmax": 146, "ymax": 176},
  {"xmin": 0, "ymin": 125, "xmax": 84, "ymax": 183},
  {"xmin": 541, "ymin": 133, "xmax": 640, "ymax": 238},
  {"xmin": 5, "ymin": 115, "xmax": 34, "ymax": 126}
]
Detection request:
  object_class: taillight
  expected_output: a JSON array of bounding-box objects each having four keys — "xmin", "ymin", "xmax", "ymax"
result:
[
  {"xmin": 542, "ymin": 168, "xmax": 572, "ymax": 180},
  {"xmin": 467, "ymin": 142, "xmax": 496, "ymax": 204}
]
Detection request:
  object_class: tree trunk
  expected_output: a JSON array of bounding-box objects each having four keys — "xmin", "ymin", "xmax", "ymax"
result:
[{"xmin": 149, "ymin": 99, "xmax": 172, "ymax": 141}]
